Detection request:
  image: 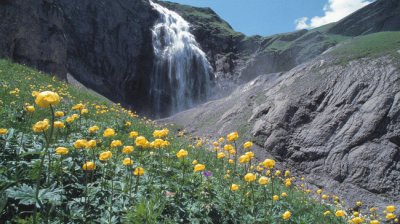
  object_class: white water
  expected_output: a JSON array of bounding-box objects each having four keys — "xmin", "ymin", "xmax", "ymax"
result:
[{"xmin": 149, "ymin": 0, "xmax": 213, "ymax": 117}]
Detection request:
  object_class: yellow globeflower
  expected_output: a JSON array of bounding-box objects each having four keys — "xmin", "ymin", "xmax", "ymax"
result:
[
  {"xmin": 55, "ymin": 147, "xmax": 68, "ymax": 155},
  {"xmin": 217, "ymin": 152, "xmax": 225, "ymax": 159},
  {"xmin": 258, "ymin": 176, "xmax": 270, "ymax": 185},
  {"xmin": 285, "ymin": 179, "xmax": 292, "ymax": 187},
  {"xmin": 74, "ymin": 139, "xmax": 88, "ymax": 149},
  {"xmin": 54, "ymin": 121, "xmax": 65, "ymax": 129},
  {"xmin": 230, "ymin": 184, "xmax": 239, "ymax": 191},
  {"xmin": 129, "ymin": 131, "xmax": 139, "ymax": 138},
  {"xmin": 239, "ymin": 155, "xmax": 250, "ymax": 164},
  {"xmin": 323, "ymin": 211, "xmax": 331, "ymax": 216},
  {"xmin": 35, "ymin": 91, "xmax": 60, "ymax": 108},
  {"xmin": 135, "ymin": 136, "xmax": 150, "ymax": 148},
  {"xmin": 245, "ymin": 151, "xmax": 254, "ymax": 159},
  {"xmin": 218, "ymin": 137, "xmax": 224, "ymax": 142},
  {"xmin": 88, "ymin": 125, "xmax": 99, "ymax": 133},
  {"xmin": 284, "ymin": 170, "xmax": 290, "ymax": 177},
  {"xmin": 123, "ymin": 158, "xmax": 133, "ymax": 166},
  {"xmin": 133, "ymin": 167, "xmax": 145, "ymax": 176},
  {"xmin": 352, "ymin": 217, "xmax": 364, "ymax": 224},
  {"xmin": 243, "ymin": 141, "xmax": 253, "ymax": 149},
  {"xmin": 316, "ymin": 189, "xmax": 323, "ymax": 194},
  {"xmin": 72, "ymin": 103, "xmax": 85, "ymax": 111},
  {"xmin": 122, "ymin": 146, "xmax": 134, "ymax": 154},
  {"xmin": 55, "ymin": 111, "xmax": 64, "ymax": 117},
  {"xmin": 370, "ymin": 220, "xmax": 379, "ymax": 224},
  {"xmin": 263, "ymin": 159, "xmax": 275, "ymax": 169},
  {"xmin": 224, "ymin": 144, "xmax": 233, "ymax": 151},
  {"xmin": 103, "ymin": 128, "xmax": 115, "ymax": 137},
  {"xmin": 110, "ymin": 140, "xmax": 123, "ymax": 148},
  {"xmin": 192, "ymin": 160, "xmax": 198, "ymax": 165},
  {"xmin": 335, "ymin": 210, "xmax": 345, "ymax": 217},
  {"xmin": 275, "ymin": 170, "xmax": 281, "ymax": 176},
  {"xmin": 386, "ymin": 205, "xmax": 396, "ymax": 213},
  {"xmin": 321, "ymin": 194, "xmax": 328, "ymax": 200},
  {"xmin": 281, "ymin": 192, "xmax": 288, "ymax": 197},
  {"xmin": 226, "ymin": 131, "xmax": 238, "ymax": 142},
  {"xmin": 244, "ymin": 173, "xmax": 256, "ymax": 182},
  {"xmin": 32, "ymin": 120, "xmax": 50, "ymax": 133},
  {"xmin": 176, "ymin": 149, "xmax": 188, "ymax": 159},
  {"xmin": 81, "ymin": 108, "xmax": 89, "ymax": 114},
  {"xmin": 26, "ymin": 105, "xmax": 35, "ymax": 113},
  {"xmin": 213, "ymin": 141, "xmax": 219, "ymax": 147},
  {"xmin": 99, "ymin": 151, "xmax": 112, "ymax": 161},
  {"xmin": 86, "ymin": 140, "xmax": 96, "ymax": 148},
  {"xmin": 0, "ymin": 128, "xmax": 8, "ymax": 135},
  {"xmin": 228, "ymin": 159, "xmax": 234, "ymax": 164},
  {"xmin": 82, "ymin": 161, "xmax": 96, "ymax": 171},
  {"xmin": 282, "ymin": 211, "xmax": 291, "ymax": 220},
  {"xmin": 153, "ymin": 139, "xmax": 166, "ymax": 148},
  {"xmin": 194, "ymin": 164, "xmax": 205, "ymax": 172},
  {"xmin": 356, "ymin": 201, "xmax": 362, "ymax": 207},
  {"xmin": 273, "ymin": 195, "xmax": 279, "ymax": 201},
  {"xmin": 386, "ymin": 213, "xmax": 396, "ymax": 220}
]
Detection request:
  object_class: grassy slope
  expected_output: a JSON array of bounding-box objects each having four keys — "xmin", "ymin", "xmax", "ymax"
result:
[{"xmin": 0, "ymin": 59, "xmax": 349, "ymax": 223}]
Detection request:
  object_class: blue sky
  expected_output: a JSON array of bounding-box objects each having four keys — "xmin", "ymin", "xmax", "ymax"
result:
[{"xmin": 161, "ymin": 0, "xmax": 373, "ymax": 36}]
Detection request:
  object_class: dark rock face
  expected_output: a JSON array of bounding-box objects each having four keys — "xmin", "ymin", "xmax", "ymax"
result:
[
  {"xmin": 163, "ymin": 56, "xmax": 400, "ymax": 208},
  {"xmin": 328, "ymin": 0, "xmax": 400, "ymax": 36},
  {"xmin": 0, "ymin": 0, "xmax": 67, "ymax": 79},
  {"xmin": 0, "ymin": 0, "xmax": 158, "ymax": 115}
]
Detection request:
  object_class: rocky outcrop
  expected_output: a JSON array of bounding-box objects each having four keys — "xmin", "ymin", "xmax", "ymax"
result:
[
  {"xmin": 163, "ymin": 54, "xmax": 400, "ymax": 208},
  {"xmin": 328, "ymin": 0, "xmax": 400, "ymax": 36},
  {"xmin": 0, "ymin": 0, "xmax": 158, "ymax": 115}
]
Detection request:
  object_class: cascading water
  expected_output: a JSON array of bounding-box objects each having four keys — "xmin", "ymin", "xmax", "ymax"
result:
[{"xmin": 149, "ymin": 0, "xmax": 214, "ymax": 118}]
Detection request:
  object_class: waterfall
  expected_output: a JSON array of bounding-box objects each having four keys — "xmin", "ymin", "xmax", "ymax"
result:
[{"xmin": 149, "ymin": 0, "xmax": 214, "ymax": 118}]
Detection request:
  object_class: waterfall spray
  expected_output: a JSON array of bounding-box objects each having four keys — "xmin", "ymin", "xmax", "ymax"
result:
[{"xmin": 149, "ymin": 1, "xmax": 214, "ymax": 117}]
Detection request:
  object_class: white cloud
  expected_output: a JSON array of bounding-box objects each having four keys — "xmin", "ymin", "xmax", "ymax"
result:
[{"xmin": 295, "ymin": 0, "xmax": 373, "ymax": 30}]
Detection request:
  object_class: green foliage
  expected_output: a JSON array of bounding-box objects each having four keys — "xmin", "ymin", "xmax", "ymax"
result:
[{"xmin": 0, "ymin": 59, "xmax": 350, "ymax": 223}]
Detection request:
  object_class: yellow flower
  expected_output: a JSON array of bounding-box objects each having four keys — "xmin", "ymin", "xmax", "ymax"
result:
[
  {"xmin": 153, "ymin": 128, "xmax": 169, "ymax": 138},
  {"xmin": 321, "ymin": 194, "xmax": 328, "ymax": 200},
  {"xmin": 135, "ymin": 136, "xmax": 150, "ymax": 148},
  {"xmin": 103, "ymin": 128, "xmax": 115, "ymax": 137},
  {"xmin": 213, "ymin": 141, "xmax": 219, "ymax": 147},
  {"xmin": 122, "ymin": 146, "xmax": 134, "ymax": 154},
  {"xmin": 356, "ymin": 201, "xmax": 362, "ymax": 207},
  {"xmin": 35, "ymin": 91, "xmax": 60, "ymax": 108},
  {"xmin": 133, "ymin": 167, "xmax": 145, "ymax": 176},
  {"xmin": 194, "ymin": 164, "xmax": 205, "ymax": 172},
  {"xmin": 273, "ymin": 195, "xmax": 279, "ymax": 201},
  {"xmin": 123, "ymin": 158, "xmax": 133, "ymax": 166},
  {"xmin": 195, "ymin": 139, "xmax": 203, "ymax": 147},
  {"xmin": 230, "ymin": 184, "xmax": 239, "ymax": 191},
  {"xmin": 229, "ymin": 149, "xmax": 236, "ymax": 155},
  {"xmin": 226, "ymin": 131, "xmax": 238, "ymax": 142},
  {"xmin": 244, "ymin": 173, "xmax": 256, "ymax": 182},
  {"xmin": 370, "ymin": 220, "xmax": 379, "ymax": 224},
  {"xmin": 176, "ymin": 149, "xmax": 188, "ymax": 159},
  {"xmin": 217, "ymin": 152, "xmax": 225, "ymax": 159},
  {"xmin": 55, "ymin": 111, "xmax": 64, "ymax": 117},
  {"xmin": 258, "ymin": 176, "xmax": 270, "ymax": 185},
  {"xmin": 386, "ymin": 213, "xmax": 396, "ymax": 220},
  {"xmin": 72, "ymin": 103, "xmax": 85, "ymax": 111},
  {"xmin": 228, "ymin": 159, "xmax": 234, "ymax": 164},
  {"xmin": 129, "ymin": 131, "xmax": 139, "ymax": 138},
  {"xmin": 81, "ymin": 108, "xmax": 89, "ymax": 114},
  {"xmin": 323, "ymin": 211, "xmax": 331, "ymax": 216},
  {"xmin": 275, "ymin": 170, "xmax": 281, "ymax": 176},
  {"xmin": 99, "ymin": 151, "xmax": 112, "ymax": 161},
  {"xmin": 110, "ymin": 140, "xmax": 123, "ymax": 148},
  {"xmin": 243, "ymin": 141, "xmax": 253, "ymax": 149},
  {"xmin": 55, "ymin": 147, "xmax": 68, "ymax": 155},
  {"xmin": 352, "ymin": 217, "xmax": 364, "ymax": 224},
  {"xmin": 335, "ymin": 210, "xmax": 345, "ymax": 217},
  {"xmin": 82, "ymin": 161, "xmax": 96, "ymax": 171},
  {"xmin": 282, "ymin": 211, "xmax": 291, "ymax": 220},
  {"xmin": 224, "ymin": 144, "xmax": 233, "ymax": 151},
  {"xmin": 263, "ymin": 159, "xmax": 275, "ymax": 169},
  {"xmin": 86, "ymin": 140, "xmax": 96, "ymax": 148},
  {"xmin": 32, "ymin": 120, "xmax": 50, "ymax": 133},
  {"xmin": 0, "ymin": 128, "xmax": 8, "ymax": 135},
  {"xmin": 386, "ymin": 205, "xmax": 396, "ymax": 213},
  {"xmin": 218, "ymin": 137, "xmax": 224, "ymax": 142},
  {"xmin": 88, "ymin": 126, "xmax": 99, "ymax": 133},
  {"xmin": 152, "ymin": 139, "xmax": 166, "ymax": 148},
  {"xmin": 281, "ymin": 192, "xmax": 288, "ymax": 197},
  {"xmin": 316, "ymin": 189, "xmax": 322, "ymax": 194},
  {"xmin": 25, "ymin": 105, "xmax": 35, "ymax": 113},
  {"xmin": 192, "ymin": 160, "xmax": 198, "ymax": 165},
  {"xmin": 32, "ymin": 91, "xmax": 39, "ymax": 97},
  {"xmin": 284, "ymin": 170, "xmax": 290, "ymax": 177},
  {"xmin": 125, "ymin": 121, "xmax": 132, "ymax": 126},
  {"xmin": 74, "ymin": 139, "xmax": 88, "ymax": 149},
  {"xmin": 239, "ymin": 155, "xmax": 250, "ymax": 164},
  {"xmin": 245, "ymin": 151, "xmax": 254, "ymax": 159},
  {"xmin": 54, "ymin": 121, "xmax": 65, "ymax": 129}
]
